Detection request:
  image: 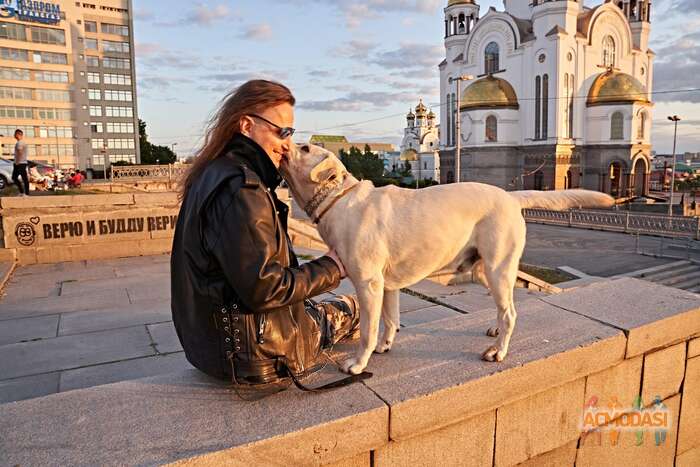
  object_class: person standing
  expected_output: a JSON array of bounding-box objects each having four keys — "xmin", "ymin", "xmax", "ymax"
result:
[{"xmin": 12, "ymin": 129, "xmax": 29, "ymax": 196}]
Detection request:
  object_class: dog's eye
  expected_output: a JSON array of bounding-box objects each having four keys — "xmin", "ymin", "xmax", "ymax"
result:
[{"xmin": 301, "ymin": 145, "xmax": 310, "ymax": 152}]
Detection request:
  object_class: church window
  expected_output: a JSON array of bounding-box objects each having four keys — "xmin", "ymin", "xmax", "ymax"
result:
[
  {"xmin": 451, "ymin": 92, "xmax": 456, "ymax": 145},
  {"xmin": 564, "ymin": 73, "xmax": 569, "ymax": 138},
  {"xmin": 446, "ymin": 93, "xmax": 452, "ymax": 146},
  {"xmin": 542, "ymin": 74, "xmax": 549, "ymax": 140},
  {"xmin": 458, "ymin": 14, "xmax": 466, "ymax": 34},
  {"xmin": 611, "ymin": 112, "xmax": 624, "ymax": 140},
  {"xmin": 603, "ymin": 36, "xmax": 616, "ymax": 67},
  {"xmin": 535, "ymin": 76, "xmax": 541, "ymax": 140},
  {"xmin": 568, "ymin": 74, "xmax": 575, "ymax": 138},
  {"xmin": 485, "ymin": 42, "xmax": 499, "ymax": 74},
  {"xmin": 637, "ymin": 111, "xmax": 646, "ymax": 139},
  {"xmin": 485, "ymin": 115, "xmax": 497, "ymax": 142}
]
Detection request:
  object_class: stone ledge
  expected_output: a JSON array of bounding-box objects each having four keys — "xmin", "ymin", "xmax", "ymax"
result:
[{"xmin": 0, "ymin": 369, "xmax": 388, "ymax": 467}]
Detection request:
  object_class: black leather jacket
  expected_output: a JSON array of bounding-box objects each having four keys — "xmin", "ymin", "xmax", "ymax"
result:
[{"xmin": 171, "ymin": 134, "xmax": 341, "ymax": 381}]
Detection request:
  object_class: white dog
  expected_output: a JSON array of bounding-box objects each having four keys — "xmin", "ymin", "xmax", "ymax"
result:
[{"xmin": 281, "ymin": 144, "xmax": 614, "ymax": 375}]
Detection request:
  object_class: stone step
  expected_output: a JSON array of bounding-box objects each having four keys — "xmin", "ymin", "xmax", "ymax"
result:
[
  {"xmin": 642, "ymin": 264, "xmax": 699, "ymax": 282},
  {"xmin": 657, "ymin": 269, "xmax": 700, "ymax": 287},
  {"xmin": 671, "ymin": 275, "xmax": 700, "ymax": 291},
  {"xmin": 617, "ymin": 260, "xmax": 690, "ymax": 279}
]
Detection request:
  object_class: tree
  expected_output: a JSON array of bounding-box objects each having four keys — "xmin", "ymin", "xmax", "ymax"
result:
[
  {"xmin": 339, "ymin": 145, "xmax": 384, "ymax": 183},
  {"xmin": 139, "ymin": 119, "xmax": 176, "ymax": 165}
]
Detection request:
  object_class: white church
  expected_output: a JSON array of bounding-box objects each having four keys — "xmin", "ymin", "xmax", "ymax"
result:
[
  {"xmin": 395, "ymin": 99, "xmax": 441, "ymax": 182},
  {"xmin": 439, "ymin": 0, "xmax": 653, "ymax": 197}
]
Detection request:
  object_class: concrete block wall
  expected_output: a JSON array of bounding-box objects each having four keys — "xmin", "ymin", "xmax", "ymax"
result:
[{"xmin": 0, "ymin": 278, "xmax": 698, "ymax": 465}]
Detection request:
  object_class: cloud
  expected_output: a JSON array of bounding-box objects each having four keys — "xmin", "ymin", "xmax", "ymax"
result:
[
  {"xmin": 671, "ymin": 0, "xmax": 700, "ymax": 13},
  {"xmin": 653, "ymin": 31, "xmax": 700, "ymax": 103},
  {"xmin": 138, "ymin": 75, "xmax": 195, "ymax": 90},
  {"xmin": 330, "ymin": 40, "xmax": 379, "ymax": 60},
  {"xmin": 152, "ymin": 3, "xmax": 233, "ymax": 27},
  {"xmin": 134, "ymin": 42, "xmax": 161, "ymax": 56},
  {"xmin": 197, "ymin": 70, "xmax": 290, "ymax": 93},
  {"xmin": 239, "ymin": 23, "xmax": 273, "ymax": 40},
  {"xmin": 369, "ymin": 43, "xmax": 443, "ymax": 69},
  {"xmin": 133, "ymin": 8, "xmax": 154, "ymax": 21},
  {"xmin": 308, "ymin": 70, "xmax": 334, "ymax": 78},
  {"xmin": 137, "ymin": 49, "xmax": 202, "ymax": 70},
  {"xmin": 297, "ymin": 90, "xmax": 424, "ymax": 111}
]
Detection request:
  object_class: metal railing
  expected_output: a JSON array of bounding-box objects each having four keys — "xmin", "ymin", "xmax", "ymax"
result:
[
  {"xmin": 110, "ymin": 164, "xmax": 189, "ymax": 182},
  {"xmin": 523, "ymin": 208, "xmax": 700, "ymax": 239}
]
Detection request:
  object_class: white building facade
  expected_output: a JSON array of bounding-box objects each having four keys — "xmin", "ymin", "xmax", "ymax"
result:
[
  {"xmin": 440, "ymin": 0, "xmax": 654, "ymax": 197},
  {"xmin": 399, "ymin": 99, "xmax": 441, "ymax": 182}
]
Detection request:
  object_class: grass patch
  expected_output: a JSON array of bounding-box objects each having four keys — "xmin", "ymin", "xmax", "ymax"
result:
[{"xmin": 519, "ymin": 263, "xmax": 577, "ymax": 284}]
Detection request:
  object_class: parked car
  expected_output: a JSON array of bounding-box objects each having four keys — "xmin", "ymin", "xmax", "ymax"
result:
[
  {"xmin": 0, "ymin": 158, "xmax": 13, "ymax": 190},
  {"xmin": 0, "ymin": 158, "xmax": 64, "ymax": 191}
]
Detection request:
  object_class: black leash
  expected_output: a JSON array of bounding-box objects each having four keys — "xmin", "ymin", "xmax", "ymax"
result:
[{"xmin": 288, "ymin": 369, "xmax": 373, "ymax": 393}]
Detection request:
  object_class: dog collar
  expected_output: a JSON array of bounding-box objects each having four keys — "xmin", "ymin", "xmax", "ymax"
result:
[{"xmin": 304, "ymin": 178, "xmax": 360, "ymax": 224}]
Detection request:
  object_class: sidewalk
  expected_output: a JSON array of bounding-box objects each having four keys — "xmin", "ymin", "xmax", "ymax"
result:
[{"xmin": 0, "ymin": 249, "xmax": 546, "ymax": 404}]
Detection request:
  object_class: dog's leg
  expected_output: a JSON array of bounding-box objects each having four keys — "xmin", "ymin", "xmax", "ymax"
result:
[
  {"xmin": 341, "ymin": 275, "xmax": 384, "ymax": 375},
  {"xmin": 375, "ymin": 288, "xmax": 400, "ymax": 354},
  {"xmin": 481, "ymin": 265, "xmax": 518, "ymax": 362}
]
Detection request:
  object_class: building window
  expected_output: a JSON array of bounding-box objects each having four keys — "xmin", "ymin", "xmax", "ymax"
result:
[
  {"xmin": 0, "ymin": 67, "xmax": 31, "ymax": 80},
  {"xmin": 485, "ymin": 42, "xmax": 499, "ymax": 74},
  {"xmin": 107, "ymin": 138, "xmax": 135, "ymax": 149},
  {"xmin": 637, "ymin": 111, "xmax": 646, "ymax": 139},
  {"xmin": 101, "ymin": 23, "xmax": 129, "ymax": 36},
  {"xmin": 104, "ymin": 89, "xmax": 132, "ymax": 101},
  {"xmin": 611, "ymin": 112, "xmax": 624, "ymax": 140},
  {"xmin": 603, "ymin": 35, "xmax": 616, "ymax": 67},
  {"xmin": 485, "ymin": 115, "xmax": 497, "ymax": 142},
  {"xmin": 34, "ymin": 70, "xmax": 68, "ymax": 82},
  {"xmin": 84, "ymin": 38, "xmax": 98, "ymax": 50},
  {"xmin": 105, "ymin": 106, "xmax": 133, "ymax": 117},
  {"xmin": 109, "ymin": 154, "xmax": 136, "ymax": 164},
  {"xmin": 103, "ymin": 73, "xmax": 131, "ymax": 85},
  {"xmin": 87, "ymin": 72, "xmax": 100, "ymax": 83},
  {"xmin": 89, "ymin": 105, "xmax": 102, "ymax": 116},
  {"xmin": 102, "ymin": 57, "xmax": 130, "ymax": 70},
  {"xmin": 86, "ymin": 55, "xmax": 99, "ymax": 67},
  {"xmin": 0, "ymin": 22, "xmax": 27, "ymax": 41},
  {"xmin": 91, "ymin": 138, "xmax": 104, "ymax": 149},
  {"xmin": 106, "ymin": 122, "xmax": 134, "ymax": 133},
  {"xmin": 88, "ymin": 88, "xmax": 101, "ymax": 100},
  {"xmin": 0, "ymin": 47, "xmax": 28, "ymax": 61},
  {"xmin": 33, "ymin": 51, "xmax": 67, "ymax": 64},
  {"xmin": 0, "ymin": 86, "xmax": 32, "ymax": 100},
  {"xmin": 84, "ymin": 21, "xmax": 97, "ymax": 32},
  {"xmin": 30, "ymin": 26, "xmax": 65, "ymax": 45},
  {"xmin": 90, "ymin": 122, "xmax": 103, "ymax": 133},
  {"xmin": 542, "ymin": 74, "xmax": 549, "ymax": 140},
  {"xmin": 102, "ymin": 40, "xmax": 129, "ymax": 53},
  {"xmin": 36, "ymin": 108, "xmax": 72, "ymax": 120},
  {"xmin": 535, "ymin": 76, "xmax": 541, "ymax": 140},
  {"xmin": 35, "ymin": 89, "xmax": 71, "ymax": 102},
  {"xmin": 0, "ymin": 124, "xmax": 34, "ymax": 137},
  {"xmin": 0, "ymin": 106, "xmax": 33, "ymax": 119},
  {"xmin": 39, "ymin": 126, "xmax": 73, "ymax": 138},
  {"xmin": 458, "ymin": 14, "xmax": 466, "ymax": 34}
]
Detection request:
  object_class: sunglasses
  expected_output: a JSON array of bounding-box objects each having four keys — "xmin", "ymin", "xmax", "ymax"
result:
[{"xmin": 248, "ymin": 114, "xmax": 295, "ymax": 139}]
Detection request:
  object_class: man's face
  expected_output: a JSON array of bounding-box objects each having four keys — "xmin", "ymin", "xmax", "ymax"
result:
[
  {"xmin": 242, "ymin": 102, "xmax": 294, "ymax": 168},
  {"xmin": 14, "ymin": 132, "xmax": 23, "ymax": 141}
]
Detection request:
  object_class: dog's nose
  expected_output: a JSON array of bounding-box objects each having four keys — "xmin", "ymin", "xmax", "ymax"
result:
[{"xmin": 301, "ymin": 145, "xmax": 310, "ymax": 153}]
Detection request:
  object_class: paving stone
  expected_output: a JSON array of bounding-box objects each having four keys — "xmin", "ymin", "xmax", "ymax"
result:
[
  {"xmin": 323, "ymin": 452, "xmax": 370, "ymax": 467},
  {"xmin": 58, "ymin": 299, "xmax": 171, "ymax": 335},
  {"xmin": 0, "ymin": 314, "xmax": 58, "ymax": 345},
  {"xmin": 437, "ymin": 286, "xmax": 545, "ymax": 313},
  {"xmin": 405, "ymin": 279, "xmax": 474, "ymax": 298},
  {"xmin": 113, "ymin": 261, "xmax": 169, "ymax": 278},
  {"xmin": 584, "ymin": 356, "xmax": 643, "ymax": 421},
  {"xmin": 576, "ymin": 394, "xmax": 680, "ymax": 467},
  {"xmin": 677, "ymin": 445, "xmax": 700, "ymax": 467},
  {"xmin": 127, "ymin": 282, "xmax": 170, "ymax": 303},
  {"xmin": 0, "ymin": 369, "xmax": 388, "ymax": 466},
  {"xmin": 689, "ymin": 337, "xmax": 700, "ymax": 358},
  {"xmin": 400, "ymin": 305, "xmax": 459, "ymax": 328},
  {"xmin": 59, "ymin": 272, "xmax": 169, "ymax": 296},
  {"xmin": 495, "ymin": 379, "xmax": 585, "ymax": 466},
  {"xmin": 375, "ymin": 410, "xmax": 495, "ymax": 467},
  {"xmin": 0, "ymin": 325, "xmax": 156, "ymax": 379},
  {"xmin": 515, "ymin": 440, "xmax": 578, "ymax": 467},
  {"xmin": 641, "ymin": 342, "xmax": 686, "ymax": 403},
  {"xmin": 542, "ymin": 277, "xmax": 700, "ymax": 357},
  {"xmin": 398, "ymin": 292, "xmax": 434, "ymax": 313},
  {"xmin": 0, "ymin": 373, "xmax": 59, "ymax": 404},
  {"xmin": 362, "ymin": 298, "xmax": 626, "ymax": 440},
  {"xmin": 59, "ymin": 352, "xmax": 191, "ymax": 392},
  {"xmin": 677, "ymin": 356, "xmax": 700, "ymax": 455},
  {"xmin": 0, "ymin": 288, "xmax": 130, "ymax": 320},
  {"xmin": 147, "ymin": 322, "xmax": 182, "ymax": 354},
  {"xmin": 1, "ymin": 279, "xmax": 61, "ymax": 301}
]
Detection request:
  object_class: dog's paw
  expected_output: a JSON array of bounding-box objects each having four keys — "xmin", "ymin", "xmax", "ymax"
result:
[
  {"xmin": 481, "ymin": 346, "xmax": 506, "ymax": 362},
  {"xmin": 340, "ymin": 358, "xmax": 366, "ymax": 375},
  {"xmin": 486, "ymin": 327, "xmax": 499, "ymax": 337},
  {"xmin": 374, "ymin": 339, "xmax": 393, "ymax": 354}
]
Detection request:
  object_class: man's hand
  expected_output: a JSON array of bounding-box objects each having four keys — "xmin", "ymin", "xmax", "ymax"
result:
[{"xmin": 325, "ymin": 249, "xmax": 346, "ymax": 279}]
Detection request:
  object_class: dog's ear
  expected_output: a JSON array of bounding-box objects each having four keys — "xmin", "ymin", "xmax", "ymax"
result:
[{"xmin": 309, "ymin": 156, "xmax": 340, "ymax": 183}]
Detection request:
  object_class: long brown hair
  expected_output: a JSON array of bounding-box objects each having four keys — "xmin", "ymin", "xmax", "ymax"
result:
[{"xmin": 180, "ymin": 79, "xmax": 295, "ymax": 199}]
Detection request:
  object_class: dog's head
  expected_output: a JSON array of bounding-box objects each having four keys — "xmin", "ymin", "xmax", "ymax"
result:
[{"xmin": 280, "ymin": 143, "xmax": 349, "ymax": 205}]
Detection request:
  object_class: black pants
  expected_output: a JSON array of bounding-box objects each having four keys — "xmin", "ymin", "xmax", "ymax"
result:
[{"xmin": 12, "ymin": 164, "xmax": 29, "ymax": 195}]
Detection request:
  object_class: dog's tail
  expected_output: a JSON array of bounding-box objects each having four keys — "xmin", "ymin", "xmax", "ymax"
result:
[{"xmin": 509, "ymin": 189, "xmax": 615, "ymax": 211}]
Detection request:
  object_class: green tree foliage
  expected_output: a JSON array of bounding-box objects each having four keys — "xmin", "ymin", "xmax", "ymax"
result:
[
  {"xmin": 338, "ymin": 145, "xmax": 385, "ymax": 182},
  {"xmin": 139, "ymin": 119, "xmax": 176, "ymax": 165}
]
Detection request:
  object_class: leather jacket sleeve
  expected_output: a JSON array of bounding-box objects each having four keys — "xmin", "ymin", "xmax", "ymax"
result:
[{"xmin": 205, "ymin": 181, "xmax": 341, "ymax": 313}]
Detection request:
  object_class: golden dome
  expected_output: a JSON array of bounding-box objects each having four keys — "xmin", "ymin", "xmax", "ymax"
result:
[
  {"xmin": 587, "ymin": 70, "xmax": 649, "ymax": 107},
  {"xmin": 460, "ymin": 76, "xmax": 519, "ymax": 111},
  {"xmin": 415, "ymin": 99, "xmax": 428, "ymax": 115},
  {"xmin": 447, "ymin": 0, "xmax": 474, "ymax": 6},
  {"xmin": 406, "ymin": 108, "xmax": 415, "ymax": 119},
  {"xmin": 427, "ymin": 109, "xmax": 436, "ymax": 119}
]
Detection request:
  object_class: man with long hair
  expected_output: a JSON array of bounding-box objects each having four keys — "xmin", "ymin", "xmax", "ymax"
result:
[{"xmin": 171, "ymin": 80, "xmax": 359, "ymax": 389}]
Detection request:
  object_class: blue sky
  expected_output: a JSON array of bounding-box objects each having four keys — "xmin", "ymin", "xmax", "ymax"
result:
[{"xmin": 133, "ymin": 0, "xmax": 700, "ymax": 158}]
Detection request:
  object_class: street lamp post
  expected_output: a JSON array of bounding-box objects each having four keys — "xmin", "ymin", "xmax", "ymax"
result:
[
  {"xmin": 448, "ymin": 75, "xmax": 474, "ymax": 183},
  {"xmin": 668, "ymin": 115, "xmax": 681, "ymax": 216}
]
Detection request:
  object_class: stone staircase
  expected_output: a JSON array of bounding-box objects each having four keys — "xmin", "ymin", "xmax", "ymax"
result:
[{"xmin": 622, "ymin": 260, "xmax": 700, "ymax": 293}]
